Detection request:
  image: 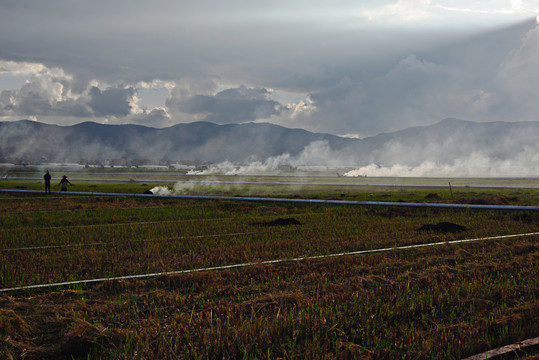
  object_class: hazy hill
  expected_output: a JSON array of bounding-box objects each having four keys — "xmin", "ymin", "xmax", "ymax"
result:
[
  {"xmin": 0, "ymin": 118, "xmax": 538, "ymax": 167},
  {"xmin": 354, "ymin": 118, "xmax": 539, "ymax": 166},
  {"xmin": 0, "ymin": 120, "xmax": 355, "ymax": 164}
]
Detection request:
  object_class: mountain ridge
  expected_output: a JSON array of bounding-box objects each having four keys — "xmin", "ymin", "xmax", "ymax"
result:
[{"xmin": 1, "ymin": 118, "xmax": 538, "ymax": 167}]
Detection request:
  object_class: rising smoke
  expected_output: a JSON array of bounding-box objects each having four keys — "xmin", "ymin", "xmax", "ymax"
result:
[
  {"xmin": 344, "ymin": 150, "xmax": 539, "ymax": 177},
  {"xmin": 147, "ymin": 136, "xmax": 538, "ymax": 195},
  {"xmin": 187, "ymin": 136, "xmax": 539, "ymax": 178},
  {"xmin": 187, "ymin": 141, "xmax": 357, "ymax": 176},
  {"xmin": 150, "ymin": 178, "xmax": 242, "ymax": 195}
]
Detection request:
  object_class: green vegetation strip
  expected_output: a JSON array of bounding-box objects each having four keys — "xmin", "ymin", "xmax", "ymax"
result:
[
  {"xmin": 2, "ymin": 231, "xmax": 537, "ymax": 293},
  {"xmin": 3, "ymin": 189, "xmax": 539, "ymax": 211},
  {"xmin": 0, "ymin": 227, "xmax": 305, "ymax": 252}
]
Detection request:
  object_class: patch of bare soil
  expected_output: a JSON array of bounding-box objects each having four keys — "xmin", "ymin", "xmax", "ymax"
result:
[
  {"xmin": 250, "ymin": 217, "xmax": 302, "ymax": 226},
  {"xmin": 457, "ymin": 194, "xmax": 518, "ymax": 206},
  {"xmin": 417, "ymin": 222, "xmax": 468, "ymax": 233}
]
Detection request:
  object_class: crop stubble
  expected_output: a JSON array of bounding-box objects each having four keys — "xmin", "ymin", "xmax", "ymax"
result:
[{"xmin": 0, "ymin": 192, "xmax": 537, "ymax": 359}]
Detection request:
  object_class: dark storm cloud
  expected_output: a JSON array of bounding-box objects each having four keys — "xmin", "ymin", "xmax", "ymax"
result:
[
  {"xmin": 285, "ymin": 19, "xmax": 539, "ymax": 135},
  {"xmin": 0, "ymin": 0, "xmax": 538, "ymax": 134},
  {"xmin": 287, "ymin": 57, "xmax": 456, "ymax": 136},
  {"xmin": 168, "ymin": 86, "xmax": 282, "ymax": 124},
  {"xmin": 88, "ymin": 86, "xmax": 136, "ymax": 117},
  {"xmin": 0, "ymin": 0, "xmax": 356, "ymax": 84},
  {"xmin": 0, "ymin": 0, "xmax": 465, "ymax": 88}
]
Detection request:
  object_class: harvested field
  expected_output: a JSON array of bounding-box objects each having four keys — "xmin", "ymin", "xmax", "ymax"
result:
[{"xmin": 0, "ymin": 184, "xmax": 538, "ymax": 359}]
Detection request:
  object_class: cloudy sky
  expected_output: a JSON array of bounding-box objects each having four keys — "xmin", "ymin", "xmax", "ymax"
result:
[{"xmin": 1, "ymin": 0, "xmax": 538, "ymax": 137}]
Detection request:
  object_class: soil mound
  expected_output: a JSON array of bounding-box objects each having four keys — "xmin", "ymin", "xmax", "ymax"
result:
[
  {"xmin": 425, "ymin": 193, "xmax": 441, "ymax": 199},
  {"xmin": 251, "ymin": 217, "xmax": 302, "ymax": 226},
  {"xmin": 418, "ymin": 222, "xmax": 467, "ymax": 233}
]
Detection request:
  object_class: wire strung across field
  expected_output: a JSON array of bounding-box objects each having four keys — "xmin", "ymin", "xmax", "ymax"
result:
[
  {"xmin": 0, "ymin": 226, "xmax": 311, "ymax": 252},
  {"xmin": 1, "ymin": 231, "xmax": 537, "ymax": 293},
  {"xmin": 0, "ymin": 207, "xmax": 324, "ymax": 234},
  {"xmin": 0, "ymin": 217, "xmax": 232, "ymax": 233},
  {"xmin": 2, "ymin": 189, "xmax": 539, "ymax": 211},
  {"xmin": 0, "ymin": 205, "xmax": 172, "ymax": 215},
  {"xmin": 0, "ymin": 209, "xmax": 328, "ymax": 251}
]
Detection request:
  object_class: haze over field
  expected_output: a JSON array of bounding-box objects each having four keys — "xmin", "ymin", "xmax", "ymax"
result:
[
  {"xmin": 1, "ymin": 1, "xmax": 539, "ymax": 177},
  {"xmin": 1, "ymin": 118, "xmax": 538, "ymax": 177}
]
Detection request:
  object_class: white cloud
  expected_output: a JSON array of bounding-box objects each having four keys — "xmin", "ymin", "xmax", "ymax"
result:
[
  {"xmin": 495, "ymin": 24, "xmax": 539, "ymax": 120},
  {"xmin": 436, "ymin": 0, "xmax": 539, "ymax": 16},
  {"xmin": 1, "ymin": 1, "xmax": 538, "ymax": 135},
  {"xmin": 358, "ymin": 0, "xmax": 434, "ymax": 23},
  {"xmin": 0, "ymin": 62, "xmax": 156, "ymax": 121},
  {"xmin": 499, "ymin": 25, "xmax": 539, "ymax": 85},
  {"xmin": 0, "ymin": 60, "xmax": 46, "ymax": 75},
  {"xmin": 0, "ymin": 66, "xmax": 90, "ymax": 117}
]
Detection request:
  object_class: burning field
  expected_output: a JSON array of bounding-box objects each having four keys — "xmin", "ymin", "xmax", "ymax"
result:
[{"xmin": 0, "ymin": 176, "xmax": 538, "ymax": 359}]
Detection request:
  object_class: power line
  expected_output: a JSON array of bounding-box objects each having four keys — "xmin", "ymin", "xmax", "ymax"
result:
[
  {"xmin": 1, "ymin": 231, "xmax": 537, "ymax": 293},
  {"xmin": 2, "ymin": 189, "xmax": 539, "ymax": 211}
]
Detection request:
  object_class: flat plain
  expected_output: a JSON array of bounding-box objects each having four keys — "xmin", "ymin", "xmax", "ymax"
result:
[{"xmin": 0, "ymin": 168, "xmax": 538, "ymax": 359}]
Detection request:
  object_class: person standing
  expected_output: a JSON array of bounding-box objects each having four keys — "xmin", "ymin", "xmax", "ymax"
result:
[
  {"xmin": 44, "ymin": 170, "xmax": 52, "ymax": 193},
  {"xmin": 58, "ymin": 175, "xmax": 72, "ymax": 191}
]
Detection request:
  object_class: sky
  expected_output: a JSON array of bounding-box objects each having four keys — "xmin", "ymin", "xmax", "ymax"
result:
[{"xmin": 1, "ymin": 0, "xmax": 539, "ymax": 138}]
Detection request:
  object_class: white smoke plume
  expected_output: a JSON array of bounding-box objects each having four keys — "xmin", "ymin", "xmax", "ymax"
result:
[
  {"xmin": 187, "ymin": 141, "xmax": 354, "ymax": 176},
  {"xmin": 149, "ymin": 186, "xmax": 172, "ymax": 195},
  {"xmin": 344, "ymin": 150, "xmax": 539, "ymax": 177},
  {"xmin": 187, "ymin": 155, "xmax": 291, "ymax": 176},
  {"xmin": 150, "ymin": 178, "xmax": 241, "ymax": 195},
  {"xmin": 187, "ymin": 138, "xmax": 539, "ymax": 178}
]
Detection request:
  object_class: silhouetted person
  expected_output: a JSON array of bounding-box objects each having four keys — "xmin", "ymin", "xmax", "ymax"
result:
[
  {"xmin": 44, "ymin": 170, "xmax": 51, "ymax": 193},
  {"xmin": 58, "ymin": 175, "xmax": 72, "ymax": 191}
]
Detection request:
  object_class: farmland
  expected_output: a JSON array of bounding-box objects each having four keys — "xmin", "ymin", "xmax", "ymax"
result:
[{"xmin": 0, "ymin": 169, "xmax": 538, "ymax": 359}]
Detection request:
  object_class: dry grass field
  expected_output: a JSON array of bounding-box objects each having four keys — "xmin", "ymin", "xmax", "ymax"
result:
[{"xmin": 0, "ymin": 173, "xmax": 538, "ymax": 359}]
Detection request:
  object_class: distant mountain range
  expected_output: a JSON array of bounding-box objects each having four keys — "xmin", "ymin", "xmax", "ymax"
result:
[{"xmin": 1, "ymin": 118, "xmax": 538, "ymax": 167}]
